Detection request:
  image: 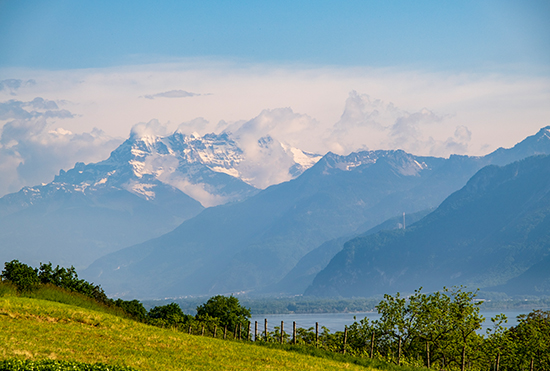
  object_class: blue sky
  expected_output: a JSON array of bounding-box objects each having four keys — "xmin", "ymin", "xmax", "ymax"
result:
[
  {"xmin": 1, "ymin": 0, "xmax": 549, "ymax": 70},
  {"xmin": 0, "ymin": 0, "xmax": 549, "ymax": 196}
]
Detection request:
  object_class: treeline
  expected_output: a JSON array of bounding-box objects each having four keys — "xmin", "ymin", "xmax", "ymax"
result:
[
  {"xmin": 305, "ymin": 287, "xmax": 549, "ymax": 371},
  {"xmin": 2, "ymin": 260, "xmax": 549, "ymax": 370}
]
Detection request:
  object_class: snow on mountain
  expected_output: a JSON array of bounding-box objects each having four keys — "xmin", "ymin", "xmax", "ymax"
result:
[
  {"xmin": 13, "ymin": 129, "xmax": 322, "ymax": 208},
  {"xmin": 316, "ymin": 150, "xmax": 430, "ymax": 177}
]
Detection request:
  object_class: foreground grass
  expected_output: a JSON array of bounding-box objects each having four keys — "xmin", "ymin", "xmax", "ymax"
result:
[{"xmin": 0, "ymin": 296, "xmax": 376, "ymax": 371}]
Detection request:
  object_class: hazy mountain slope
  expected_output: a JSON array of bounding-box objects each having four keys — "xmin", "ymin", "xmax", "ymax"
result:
[
  {"xmin": 0, "ymin": 128, "xmax": 323, "ymax": 269},
  {"xmin": 85, "ymin": 150, "xmax": 443, "ymax": 298},
  {"xmin": 84, "ymin": 127, "xmax": 550, "ymax": 298},
  {"xmin": 268, "ymin": 208, "xmax": 433, "ymax": 295},
  {"xmin": 306, "ymin": 155, "xmax": 550, "ymax": 297},
  {"xmin": 494, "ymin": 255, "xmax": 550, "ymax": 296},
  {"xmin": 0, "ymin": 180, "xmax": 203, "ymax": 269}
]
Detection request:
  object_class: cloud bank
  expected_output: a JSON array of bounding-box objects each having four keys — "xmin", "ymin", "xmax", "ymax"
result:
[
  {"xmin": 0, "ymin": 79, "xmax": 36, "ymax": 96},
  {"xmin": 0, "ymin": 61, "xmax": 548, "ymax": 197},
  {"xmin": 0, "ymin": 98, "xmax": 121, "ymax": 196}
]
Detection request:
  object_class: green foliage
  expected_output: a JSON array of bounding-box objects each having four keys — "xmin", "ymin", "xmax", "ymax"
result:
[
  {"xmin": 499, "ymin": 309, "xmax": 550, "ymax": 371},
  {"xmin": 0, "ymin": 282, "xmax": 18, "ymax": 297},
  {"xmin": 196, "ymin": 295, "xmax": 251, "ymax": 333},
  {"xmin": 147, "ymin": 302, "xmax": 193, "ymax": 328},
  {"xmin": 114, "ymin": 299, "xmax": 148, "ymax": 321},
  {"xmin": 1, "ymin": 260, "xmax": 110, "ymax": 304},
  {"xmin": 1, "ymin": 260, "xmax": 39, "ymax": 292},
  {"xmin": 37, "ymin": 262, "xmax": 110, "ymax": 304},
  {"xmin": 0, "ymin": 359, "xmax": 137, "ymax": 371}
]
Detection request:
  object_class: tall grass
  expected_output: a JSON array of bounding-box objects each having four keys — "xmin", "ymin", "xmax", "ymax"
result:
[
  {"xmin": 1, "ymin": 296, "xmax": 383, "ymax": 371},
  {"xmin": 0, "ymin": 282, "xmax": 18, "ymax": 297},
  {"xmin": 0, "ymin": 282, "xmax": 129, "ymax": 318}
]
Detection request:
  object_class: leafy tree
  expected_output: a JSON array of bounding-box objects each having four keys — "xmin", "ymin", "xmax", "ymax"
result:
[
  {"xmin": 196, "ymin": 295, "xmax": 251, "ymax": 333},
  {"xmin": 1, "ymin": 260, "xmax": 39, "ymax": 291},
  {"xmin": 114, "ymin": 299, "xmax": 148, "ymax": 321},
  {"xmin": 504, "ymin": 309, "xmax": 550, "ymax": 371},
  {"xmin": 484, "ymin": 313, "xmax": 508, "ymax": 371},
  {"xmin": 446, "ymin": 286, "xmax": 484, "ymax": 371},
  {"xmin": 412, "ymin": 289, "xmax": 453, "ymax": 368},
  {"xmin": 37, "ymin": 262, "xmax": 110, "ymax": 304},
  {"xmin": 148, "ymin": 303, "xmax": 193, "ymax": 328}
]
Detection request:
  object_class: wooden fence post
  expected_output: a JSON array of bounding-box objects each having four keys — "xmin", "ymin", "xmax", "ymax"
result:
[
  {"xmin": 293, "ymin": 321, "xmax": 296, "ymax": 345},
  {"xmin": 188, "ymin": 325, "xmax": 191, "ymax": 335},
  {"xmin": 280, "ymin": 321, "xmax": 284, "ymax": 344},
  {"xmin": 201, "ymin": 324, "xmax": 204, "ymax": 336},
  {"xmin": 214, "ymin": 325, "xmax": 217, "ymax": 338},
  {"xmin": 224, "ymin": 325, "xmax": 227, "ymax": 340},
  {"xmin": 316, "ymin": 322, "xmax": 319, "ymax": 348},
  {"xmin": 255, "ymin": 321, "xmax": 258, "ymax": 341},
  {"xmin": 265, "ymin": 319, "xmax": 268, "ymax": 341},
  {"xmin": 343, "ymin": 326, "xmax": 348, "ymax": 354},
  {"xmin": 247, "ymin": 321, "xmax": 251, "ymax": 341},
  {"xmin": 238, "ymin": 323, "xmax": 242, "ymax": 340},
  {"xmin": 234, "ymin": 324, "xmax": 237, "ymax": 339}
]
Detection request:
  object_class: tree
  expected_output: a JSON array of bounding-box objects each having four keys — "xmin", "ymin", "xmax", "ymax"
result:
[
  {"xmin": 148, "ymin": 303, "xmax": 193, "ymax": 328},
  {"xmin": 1, "ymin": 260, "xmax": 39, "ymax": 292},
  {"xmin": 505, "ymin": 310, "xmax": 550, "ymax": 371},
  {"xmin": 446, "ymin": 286, "xmax": 484, "ymax": 371},
  {"xmin": 115, "ymin": 299, "xmax": 148, "ymax": 321},
  {"xmin": 196, "ymin": 295, "xmax": 250, "ymax": 333}
]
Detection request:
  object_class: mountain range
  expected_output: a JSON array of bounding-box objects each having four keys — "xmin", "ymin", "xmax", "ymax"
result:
[
  {"xmin": 306, "ymin": 154, "xmax": 550, "ymax": 297},
  {"xmin": 0, "ymin": 129, "xmax": 319, "ymax": 268},
  {"xmin": 82, "ymin": 126, "xmax": 550, "ymax": 298}
]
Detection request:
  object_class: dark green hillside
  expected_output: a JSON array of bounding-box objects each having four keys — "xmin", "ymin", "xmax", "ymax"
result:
[{"xmin": 307, "ymin": 155, "xmax": 550, "ymax": 297}]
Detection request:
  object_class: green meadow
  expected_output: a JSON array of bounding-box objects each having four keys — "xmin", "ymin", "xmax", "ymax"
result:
[{"xmin": 0, "ymin": 290, "xmax": 381, "ymax": 371}]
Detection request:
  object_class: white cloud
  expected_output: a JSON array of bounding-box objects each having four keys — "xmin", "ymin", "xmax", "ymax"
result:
[
  {"xmin": 0, "ymin": 98, "xmax": 121, "ymax": 196},
  {"xmin": 0, "ymin": 61, "xmax": 548, "ymax": 195},
  {"xmin": 130, "ymin": 119, "xmax": 171, "ymax": 139},
  {"xmin": 143, "ymin": 89, "xmax": 201, "ymax": 99},
  {"xmin": 0, "ymin": 79, "xmax": 36, "ymax": 96}
]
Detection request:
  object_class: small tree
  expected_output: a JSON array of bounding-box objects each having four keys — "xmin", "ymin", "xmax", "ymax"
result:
[
  {"xmin": 115, "ymin": 299, "xmax": 148, "ymax": 321},
  {"xmin": 196, "ymin": 295, "xmax": 251, "ymax": 333},
  {"xmin": 1, "ymin": 260, "xmax": 39, "ymax": 292},
  {"xmin": 148, "ymin": 302, "xmax": 193, "ymax": 328}
]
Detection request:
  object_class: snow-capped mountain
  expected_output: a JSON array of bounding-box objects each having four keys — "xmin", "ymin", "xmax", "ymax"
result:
[
  {"xmin": 83, "ymin": 126, "xmax": 550, "ymax": 299},
  {"xmin": 56, "ymin": 129, "xmax": 322, "ymax": 207},
  {"xmin": 0, "ymin": 128, "xmax": 321, "ymax": 268}
]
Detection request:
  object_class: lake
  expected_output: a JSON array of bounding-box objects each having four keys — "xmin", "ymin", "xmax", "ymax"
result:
[{"xmin": 250, "ymin": 310, "xmax": 529, "ymax": 335}]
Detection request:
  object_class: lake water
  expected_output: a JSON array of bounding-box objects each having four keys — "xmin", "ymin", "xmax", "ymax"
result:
[{"xmin": 250, "ymin": 310, "xmax": 529, "ymax": 335}]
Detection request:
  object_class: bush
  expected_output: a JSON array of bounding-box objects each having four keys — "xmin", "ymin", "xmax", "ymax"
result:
[
  {"xmin": 148, "ymin": 303, "xmax": 193, "ymax": 328},
  {"xmin": 0, "ymin": 359, "xmax": 137, "ymax": 371},
  {"xmin": 196, "ymin": 295, "xmax": 251, "ymax": 333},
  {"xmin": 1, "ymin": 260, "xmax": 39, "ymax": 292}
]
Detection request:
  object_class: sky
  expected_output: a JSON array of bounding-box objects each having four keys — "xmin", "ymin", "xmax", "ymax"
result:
[{"xmin": 0, "ymin": 0, "xmax": 549, "ymax": 196}]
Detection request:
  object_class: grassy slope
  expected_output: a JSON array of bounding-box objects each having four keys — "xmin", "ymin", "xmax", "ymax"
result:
[{"xmin": 0, "ymin": 296, "xmax": 374, "ymax": 371}]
